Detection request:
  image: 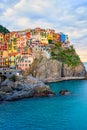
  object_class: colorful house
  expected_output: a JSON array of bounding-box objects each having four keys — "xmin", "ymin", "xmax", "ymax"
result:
[
  {"xmin": 1, "ymin": 51, "xmax": 9, "ymax": 67},
  {"xmin": 35, "ymin": 27, "xmax": 41, "ymax": 33},
  {"xmin": 0, "ymin": 50, "xmax": 8, "ymax": 68},
  {"xmin": 47, "ymin": 33, "xmax": 53, "ymax": 41},
  {"xmin": 5, "ymin": 33, "xmax": 10, "ymax": 41},
  {"xmin": 5, "ymin": 57, "xmax": 9, "ymax": 67},
  {"xmin": 39, "ymin": 30, "xmax": 48, "ymax": 45},
  {"xmin": 46, "ymin": 29, "xmax": 54, "ymax": 44},
  {"xmin": 0, "ymin": 51, "xmax": 4, "ymax": 67},
  {"xmin": 0, "ymin": 57, "xmax": 5, "ymax": 67},
  {"xmin": 8, "ymin": 39, "xmax": 17, "ymax": 54},
  {"xmin": 0, "ymin": 28, "xmax": 70, "ymax": 70},
  {"xmin": 53, "ymin": 33, "xmax": 60, "ymax": 42},
  {"xmin": 0, "ymin": 33, "xmax": 4, "ymax": 43},
  {"xmin": 60, "ymin": 33, "xmax": 66, "ymax": 42},
  {"xmin": 40, "ymin": 37, "xmax": 48, "ymax": 45},
  {"xmin": 8, "ymin": 53, "xmax": 18, "ymax": 69},
  {"xmin": 17, "ymin": 55, "xmax": 34, "ymax": 70}
]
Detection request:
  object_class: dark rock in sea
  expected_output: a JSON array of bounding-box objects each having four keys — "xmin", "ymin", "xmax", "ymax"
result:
[
  {"xmin": 34, "ymin": 86, "xmax": 55, "ymax": 97},
  {"xmin": 59, "ymin": 90, "xmax": 71, "ymax": 95}
]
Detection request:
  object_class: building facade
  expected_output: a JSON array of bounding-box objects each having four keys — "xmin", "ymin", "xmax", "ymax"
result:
[{"xmin": 0, "ymin": 27, "xmax": 70, "ymax": 70}]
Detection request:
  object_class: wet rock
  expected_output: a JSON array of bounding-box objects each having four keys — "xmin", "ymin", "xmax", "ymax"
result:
[
  {"xmin": 0, "ymin": 86, "xmax": 13, "ymax": 93},
  {"xmin": 0, "ymin": 91, "xmax": 6, "ymax": 101},
  {"xmin": 5, "ymin": 90, "xmax": 34, "ymax": 101},
  {"xmin": 34, "ymin": 90, "xmax": 55, "ymax": 97},
  {"xmin": 1, "ymin": 79, "xmax": 14, "ymax": 88},
  {"xmin": 59, "ymin": 90, "xmax": 71, "ymax": 95},
  {"xmin": 0, "ymin": 76, "xmax": 55, "ymax": 101},
  {"xmin": 34, "ymin": 85, "xmax": 55, "ymax": 97}
]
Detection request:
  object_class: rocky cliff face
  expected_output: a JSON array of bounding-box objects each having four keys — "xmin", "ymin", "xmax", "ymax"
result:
[
  {"xmin": 29, "ymin": 58, "xmax": 62, "ymax": 80},
  {"xmin": 28, "ymin": 57, "xmax": 86, "ymax": 82},
  {"xmin": 63, "ymin": 63, "xmax": 86, "ymax": 77}
]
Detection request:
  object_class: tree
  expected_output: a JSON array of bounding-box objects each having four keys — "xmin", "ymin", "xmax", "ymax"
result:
[{"xmin": 0, "ymin": 25, "xmax": 10, "ymax": 34}]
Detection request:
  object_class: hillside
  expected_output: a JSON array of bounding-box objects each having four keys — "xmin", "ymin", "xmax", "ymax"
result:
[
  {"xmin": 0, "ymin": 25, "xmax": 10, "ymax": 34},
  {"xmin": 0, "ymin": 26, "xmax": 86, "ymax": 81},
  {"xmin": 50, "ymin": 42, "xmax": 80, "ymax": 66},
  {"xmin": 24, "ymin": 42, "xmax": 86, "ymax": 81}
]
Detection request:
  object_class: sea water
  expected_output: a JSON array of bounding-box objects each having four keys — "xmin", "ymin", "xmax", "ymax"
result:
[{"xmin": 0, "ymin": 63, "xmax": 87, "ymax": 130}]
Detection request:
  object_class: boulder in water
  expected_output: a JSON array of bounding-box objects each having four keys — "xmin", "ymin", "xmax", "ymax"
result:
[{"xmin": 59, "ymin": 90, "xmax": 70, "ymax": 95}]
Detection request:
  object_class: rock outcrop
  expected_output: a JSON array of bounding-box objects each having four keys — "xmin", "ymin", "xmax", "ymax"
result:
[
  {"xmin": 29, "ymin": 58, "xmax": 62, "ymax": 81},
  {"xmin": 63, "ymin": 62, "xmax": 86, "ymax": 77},
  {"xmin": 28, "ymin": 57, "xmax": 86, "ymax": 82},
  {"xmin": 0, "ymin": 76, "xmax": 55, "ymax": 101},
  {"xmin": 59, "ymin": 90, "xmax": 71, "ymax": 95}
]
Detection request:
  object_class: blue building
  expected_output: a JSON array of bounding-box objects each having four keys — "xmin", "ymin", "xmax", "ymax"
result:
[{"xmin": 60, "ymin": 33, "xmax": 66, "ymax": 42}]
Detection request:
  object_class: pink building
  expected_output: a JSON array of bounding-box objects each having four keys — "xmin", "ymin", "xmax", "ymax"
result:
[{"xmin": 17, "ymin": 54, "xmax": 34, "ymax": 70}]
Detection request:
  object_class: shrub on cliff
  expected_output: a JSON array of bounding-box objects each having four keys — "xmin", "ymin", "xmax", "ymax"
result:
[{"xmin": 51, "ymin": 45, "xmax": 80, "ymax": 66}]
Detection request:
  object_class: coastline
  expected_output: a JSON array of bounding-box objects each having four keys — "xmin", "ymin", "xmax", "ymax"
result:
[
  {"xmin": 44, "ymin": 77, "xmax": 86, "ymax": 83},
  {"xmin": 0, "ymin": 76, "xmax": 86, "ymax": 102}
]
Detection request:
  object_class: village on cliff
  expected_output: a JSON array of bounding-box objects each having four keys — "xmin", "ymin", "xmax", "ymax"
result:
[
  {"xmin": 0, "ymin": 27, "xmax": 70, "ymax": 70},
  {"xmin": 0, "ymin": 28, "xmax": 86, "ymax": 101}
]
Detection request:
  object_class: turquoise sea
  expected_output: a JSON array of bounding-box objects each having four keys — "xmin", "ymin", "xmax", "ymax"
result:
[{"xmin": 0, "ymin": 62, "xmax": 87, "ymax": 130}]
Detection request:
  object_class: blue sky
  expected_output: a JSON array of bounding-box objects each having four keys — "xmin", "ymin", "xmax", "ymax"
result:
[{"xmin": 0, "ymin": 0, "xmax": 87, "ymax": 61}]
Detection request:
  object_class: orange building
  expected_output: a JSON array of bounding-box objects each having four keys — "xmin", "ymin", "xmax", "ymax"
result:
[{"xmin": 53, "ymin": 33, "xmax": 60, "ymax": 42}]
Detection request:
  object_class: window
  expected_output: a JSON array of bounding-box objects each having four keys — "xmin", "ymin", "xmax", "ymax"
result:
[{"xmin": 14, "ymin": 46, "xmax": 16, "ymax": 49}]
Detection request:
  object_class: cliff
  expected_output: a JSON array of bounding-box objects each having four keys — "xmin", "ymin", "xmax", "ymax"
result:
[
  {"xmin": 28, "ymin": 57, "xmax": 86, "ymax": 82},
  {"xmin": 27, "ymin": 45, "xmax": 86, "ymax": 82}
]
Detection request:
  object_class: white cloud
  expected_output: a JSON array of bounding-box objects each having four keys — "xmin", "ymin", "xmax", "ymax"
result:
[{"xmin": 76, "ymin": 6, "xmax": 87, "ymax": 14}]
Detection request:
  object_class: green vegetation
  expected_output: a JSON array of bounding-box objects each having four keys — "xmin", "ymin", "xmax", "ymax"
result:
[
  {"xmin": 0, "ymin": 25, "xmax": 10, "ymax": 34},
  {"xmin": 51, "ymin": 44, "xmax": 80, "ymax": 66}
]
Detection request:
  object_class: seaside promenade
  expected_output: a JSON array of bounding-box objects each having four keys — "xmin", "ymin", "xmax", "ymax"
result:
[{"xmin": 44, "ymin": 77, "xmax": 85, "ymax": 83}]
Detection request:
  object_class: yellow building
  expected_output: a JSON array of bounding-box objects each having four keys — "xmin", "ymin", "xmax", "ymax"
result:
[
  {"xmin": 8, "ymin": 39, "xmax": 12, "ymax": 53},
  {"xmin": 9, "ymin": 56, "xmax": 15, "ymax": 68},
  {"xmin": 40, "ymin": 31, "xmax": 48, "ymax": 45},
  {"xmin": 8, "ymin": 53, "xmax": 22, "ymax": 69},
  {"xmin": 12, "ymin": 40, "xmax": 17, "ymax": 53},
  {"xmin": 8, "ymin": 38, "xmax": 17, "ymax": 54},
  {"xmin": 0, "ymin": 33, "xmax": 4, "ymax": 43},
  {"xmin": 40, "ymin": 37, "xmax": 48, "ymax": 45},
  {"xmin": 47, "ymin": 33, "xmax": 53, "ymax": 40}
]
